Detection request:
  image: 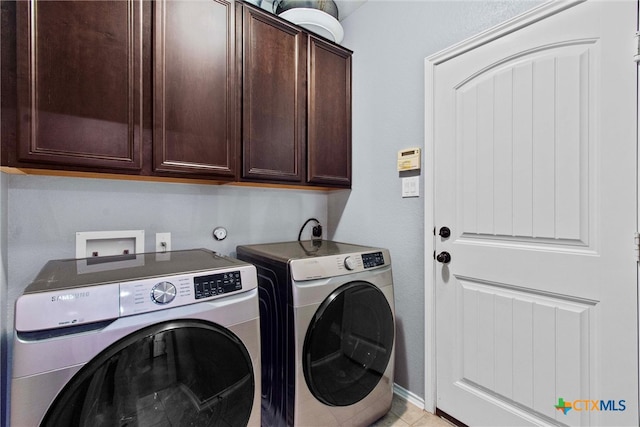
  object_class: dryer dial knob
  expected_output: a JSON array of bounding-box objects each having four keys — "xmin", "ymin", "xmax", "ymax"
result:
[
  {"xmin": 151, "ymin": 281, "xmax": 177, "ymax": 304},
  {"xmin": 344, "ymin": 256, "xmax": 356, "ymax": 271}
]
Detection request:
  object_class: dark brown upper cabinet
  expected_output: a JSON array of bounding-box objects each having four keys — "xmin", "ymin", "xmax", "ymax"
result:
[
  {"xmin": 241, "ymin": 4, "xmax": 306, "ymax": 183},
  {"xmin": 240, "ymin": 3, "xmax": 352, "ymax": 188},
  {"xmin": 15, "ymin": 0, "xmax": 144, "ymax": 170},
  {"xmin": 307, "ymin": 36, "xmax": 352, "ymax": 187},
  {"xmin": 153, "ymin": 0, "xmax": 238, "ymax": 178},
  {"xmin": 5, "ymin": 0, "xmax": 350, "ymax": 188},
  {"xmin": 9, "ymin": 0, "xmax": 238, "ymax": 179}
]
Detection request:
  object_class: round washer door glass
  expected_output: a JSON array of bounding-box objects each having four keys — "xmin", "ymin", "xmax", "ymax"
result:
[
  {"xmin": 303, "ymin": 281, "xmax": 394, "ymax": 406},
  {"xmin": 42, "ymin": 320, "xmax": 254, "ymax": 427}
]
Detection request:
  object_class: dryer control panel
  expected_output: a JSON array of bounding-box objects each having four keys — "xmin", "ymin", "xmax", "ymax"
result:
[
  {"xmin": 362, "ymin": 252, "xmax": 385, "ymax": 269},
  {"xmin": 289, "ymin": 249, "xmax": 391, "ymax": 281}
]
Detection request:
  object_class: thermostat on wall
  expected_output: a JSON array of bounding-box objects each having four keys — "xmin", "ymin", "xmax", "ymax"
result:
[{"xmin": 397, "ymin": 148, "xmax": 421, "ymax": 171}]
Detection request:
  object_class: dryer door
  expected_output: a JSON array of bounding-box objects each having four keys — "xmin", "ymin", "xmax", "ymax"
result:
[
  {"xmin": 303, "ymin": 281, "xmax": 394, "ymax": 406},
  {"xmin": 41, "ymin": 319, "xmax": 254, "ymax": 427}
]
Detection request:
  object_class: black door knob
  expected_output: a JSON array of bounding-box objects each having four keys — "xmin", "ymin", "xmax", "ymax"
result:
[
  {"xmin": 436, "ymin": 251, "xmax": 451, "ymax": 264},
  {"xmin": 439, "ymin": 227, "xmax": 451, "ymax": 238}
]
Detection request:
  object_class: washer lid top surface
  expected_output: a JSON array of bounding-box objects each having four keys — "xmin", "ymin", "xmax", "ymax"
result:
[{"xmin": 24, "ymin": 249, "xmax": 247, "ymax": 294}]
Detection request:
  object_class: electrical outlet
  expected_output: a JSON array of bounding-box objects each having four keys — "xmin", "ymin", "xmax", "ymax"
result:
[{"xmin": 156, "ymin": 232, "xmax": 171, "ymax": 253}]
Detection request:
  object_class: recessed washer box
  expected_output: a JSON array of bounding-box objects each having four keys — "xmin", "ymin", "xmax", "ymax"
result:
[{"xmin": 76, "ymin": 230, "xmax": 145, "ymax": 259}]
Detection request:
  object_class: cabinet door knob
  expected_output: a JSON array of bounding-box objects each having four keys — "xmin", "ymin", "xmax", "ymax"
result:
[{"xmin": 436, "ymin": 251, "xmax": 451, "ymax": 264}]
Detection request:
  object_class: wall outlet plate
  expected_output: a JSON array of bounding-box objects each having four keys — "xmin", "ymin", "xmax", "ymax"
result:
[
  {"xmin": 76, "ymin": 230, "xmax": 145, "ymax": 258},
  {"xmin": 156, "ymin": 232, "xmax": 172, "ymax": 252}
]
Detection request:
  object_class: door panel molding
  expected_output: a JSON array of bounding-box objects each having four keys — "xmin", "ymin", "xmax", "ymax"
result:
[
  {"xmin": 454, "ymin": 41, "xmax": 597, "ymax": 248},
  {"xmin": 456, "ymin": 276, "xmax": 594, "ymax": 422}
]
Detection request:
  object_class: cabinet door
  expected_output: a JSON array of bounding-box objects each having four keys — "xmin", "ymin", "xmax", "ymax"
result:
[
  {"xmin": 241, "ymin": 5, "xmax": 306, "ymax": 183},
  {"xmin": 16, "ymin": 1, "xmax": 143, "ymax": 170},
  {"xmin": 307, "ymin": 36, "xmax": 352, "ymax": 187},
  {"xmin": 153, "ymin": 0, "xmax": 238, "ymax": 178}
]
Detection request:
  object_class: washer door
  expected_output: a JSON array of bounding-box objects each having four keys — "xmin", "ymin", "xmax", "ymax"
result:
[
  {"xmin": 303, "ymin": 281, "xmax": 394, "ymax": 406},
  {"xmin": 42, "ymin": 319, "xmax": 254, "ymax": 427}
]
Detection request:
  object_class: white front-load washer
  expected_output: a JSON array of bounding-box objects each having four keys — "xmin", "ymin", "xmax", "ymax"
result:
[
  {"xmin": 236, "ymin": 240, "xmax": 395, "ymax": 427},
  {"xmin": 10, "ymin": 249, "xmax": 261, "ymax": 427}
]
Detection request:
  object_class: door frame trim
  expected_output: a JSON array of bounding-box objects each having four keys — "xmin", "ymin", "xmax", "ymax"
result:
[{"xmin": 423, "ymin": 0, "xmax": 587, "ymax": 414}]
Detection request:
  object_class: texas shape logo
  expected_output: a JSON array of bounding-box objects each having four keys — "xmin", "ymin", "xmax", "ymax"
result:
[{"xmin": 555, "ymin": 398, "xmax": 572, "ymax": 415}]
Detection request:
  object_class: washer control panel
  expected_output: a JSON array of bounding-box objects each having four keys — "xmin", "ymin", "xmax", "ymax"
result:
[
  {"xmin": 120, "ymin": 267, "xmax": 254, "ymax": 317},
  {"xmin": 15, "ymin": 254, "xmax": 258, "ymax": 332},
  {"xmin": 194, "ymin": 271, "xmax": 242, "ymax": 299}
]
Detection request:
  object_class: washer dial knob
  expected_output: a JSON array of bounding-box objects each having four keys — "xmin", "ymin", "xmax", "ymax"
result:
[
  {"xmin": 344, "ymin": 256, "xmax": 356, "ymax": 271},
  {"xmin": 151, "ymin": 281, "xmax": 176, "ymax": 304}
]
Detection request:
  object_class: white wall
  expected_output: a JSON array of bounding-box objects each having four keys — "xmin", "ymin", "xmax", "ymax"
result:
[
  {"xmin": 330, "ymin": 0, "xmax": 542, "ymax": 401},
  {"xmin": 5, "ymin": 174, "xmax": 328, "ymax": 303}
]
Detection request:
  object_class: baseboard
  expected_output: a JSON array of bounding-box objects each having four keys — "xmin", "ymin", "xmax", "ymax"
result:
[{"xmin": 393, "ymin": 383, "xmax": 426, "ymax": 411}]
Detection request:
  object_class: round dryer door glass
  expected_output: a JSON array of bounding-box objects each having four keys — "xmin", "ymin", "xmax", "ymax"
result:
[
  {"xmin": 41, "ymin": 320, "xmax": 254, "ymax": 427},
  {"xmin": 303, "ymin": 281, "xmax": 394, "ymax": 406}
]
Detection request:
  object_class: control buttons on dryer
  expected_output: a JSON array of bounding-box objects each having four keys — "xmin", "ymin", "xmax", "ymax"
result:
[
  {"xmin": 362, "ymin": 252, "xmax": 385, "ymax": 268},
  {"xmin": 343, "ymin": 256, "xmax": 356, "ymax": 271},
  {"xmin": 151, "ymin": 281, "xmax": 177, "ymax": 304}
]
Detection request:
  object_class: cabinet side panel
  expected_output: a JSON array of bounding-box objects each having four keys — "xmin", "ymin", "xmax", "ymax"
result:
[{"xmin": 1, "ymin": 0, "xmax": 17, "ymax": 166}]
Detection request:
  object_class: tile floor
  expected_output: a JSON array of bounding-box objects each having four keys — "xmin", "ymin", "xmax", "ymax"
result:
[{"xmin": 370, "ymin": 395, "xmax": 455, "ymax": 427}]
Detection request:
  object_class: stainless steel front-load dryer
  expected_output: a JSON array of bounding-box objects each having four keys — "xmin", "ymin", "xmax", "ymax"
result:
[
  {"xmin": 237, "ymin": 240, "xmax": 395, "ymax": 426},
  {"xmin": 10, "ymin": 249, "xmax": 261, "ymax": 427}
]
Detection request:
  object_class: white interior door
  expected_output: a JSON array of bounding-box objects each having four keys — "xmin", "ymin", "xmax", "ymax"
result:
[{"xmin": 428, "ymin": 1, "xmax": 638, "ymax": 426}]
